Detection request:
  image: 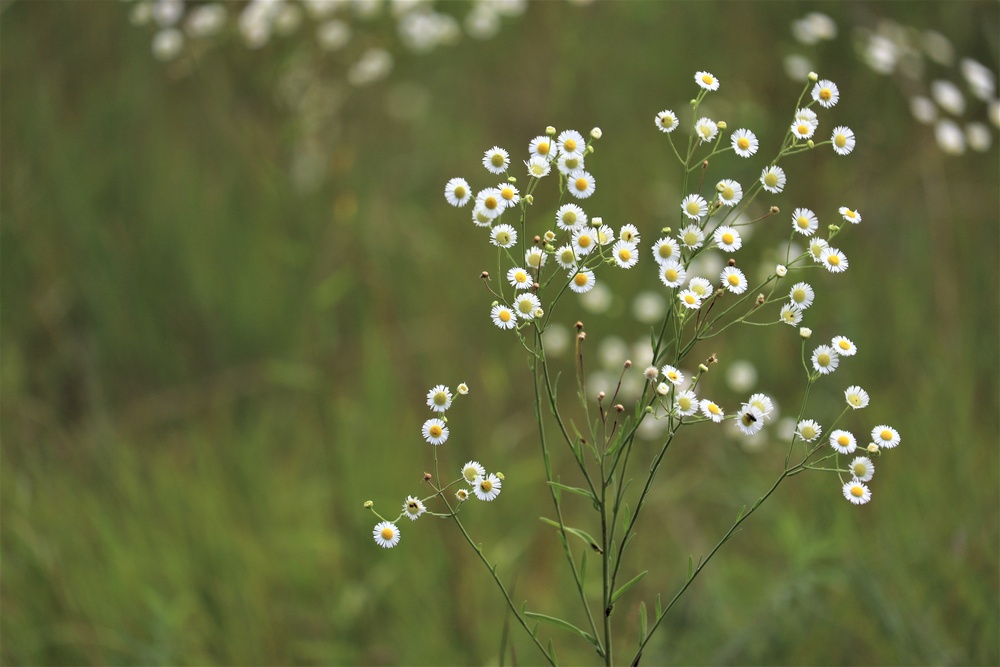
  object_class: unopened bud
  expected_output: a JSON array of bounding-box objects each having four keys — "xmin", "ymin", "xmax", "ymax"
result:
[
  {"xmin": 614, "ymin": 404, "xmax": 625, "ymax": 413},
  {"xmin": 624, "ymin": 359, "xmax": 632, "ymax": 369},
  {"xmin": 770, "ymin": 205, "xmax": 780, "ymax": 214},
  {"xmin": 717, "ymin": 120, "xmax": 727, "ymax": 130},
  {"xmin": 533, "ymin": 235, "xmax": 541, "ymax": 245},
  {"xmin": 716, "ymin": 181, "xmax": 726, "ymax": 192},
  {"xmin": 799, "ymin": 327, "xmax": 812, "ymax": 339},
  {"xmin": 578, "ymin": 332, "xmax": 586, "ymax": 341},
  {"xmin": 532, "ymin": 282, "xmax": 541, "ymax": 291},
  {"xmin": 586, "ymin": 144, "xmax": 595, "ymax": 155},
  {"xmin": 575, "ymin": 321, "xmax": 584, "ymax": 331},
  {"xmin": 591, "ymin": 127, "xmax": 602, "ymax": 139},
  {"xmin": 699, "ymin": 363, "xmax": 709, "ymax": 372},
  {"xmin": 591, "ymin": 216, "xmax": 603, "ymax": 226},
  {"xmin": 598, "ymin": 391, "xmax": 606, "ymax": 401},
  {"xmin": 533, "ymin": 308, "xmax": 544, "ymax": 319},
  {"xmin": 644, "ymin": 406, "xmax": 654, "ymax": 414},
  {"xmin": 689, "ymin": 98, "xmax": 697, "ymax": 106},
  {"xmin": 662, "ymin": 227, "xmax": 672, "ymax": 234},
  {"xmin": 525, "ymin": 194, "xmax": 534, "ymax": 205},
  {"xmin": 544, "ymin": 243, "xmax": 555, "ymax": 252},
  {"xmin": 808, "ymin": 71, "xmax": 819, "ymax": 81},
  {"xmin": 545, "ymin": 125, "xmax": 556, "ymax": 136},
  {"xmin": 544, "ymin": 230, "xmax": 556, "ymax": 242},
  {"xmin": 807, "ymin": 139, "xmax": 815, "ymax": 149},
  {"xmin": 481, "ymin": 271, "xmax": 490, "ymax": 279},
  {"xmin": 756, "ymin": 293, "xmax": 765, "ymax": 306},
  {"xmin": 867, "ymin": 443, "xmax": 880, "ymax": 455},
  {"xmin": 364, "ymin": 500, "xmax": 373, "ymax": 508},
  {"xmin": 656, "ymin": 383, "xmax": 670, "ymax": 396},
  {"xmin": 829, "ymin": 224, "xmax": 840, "ymax": 233},
  {"xmin": 776, "ymin": 264, "xmax": 787, "ymax": 277},
  {"xmin": 507, "ymin": 176, "xmax": 517, "ymax": 183},
  {"xmin": 495, "ymin": 472, "xmax": 505, "ymax": 480},
  {"xmin": 423, "ymin": 472, "xmax": 432, "ymax": 481}
]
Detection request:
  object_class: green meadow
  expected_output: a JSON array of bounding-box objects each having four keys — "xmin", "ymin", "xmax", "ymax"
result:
[{"xmin": 2, "ymin": 2, "xmax": 997, "ymax": 665}]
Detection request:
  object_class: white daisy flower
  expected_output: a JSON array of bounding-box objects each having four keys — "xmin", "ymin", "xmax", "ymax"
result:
[
  {"xmin": 845, "ymin": 385, "xmax": 870, "ymax": 410},
  {"xmin": 426, "ymin": 384, "xmax": 453, "ymax": 412},
  {"xmin": 596, "ymin": 225, "xmax": 615, "ymax": 246},
  {"xmin": 674, "ymin": 389, "xmax": 698, "ymax": 416},
  {"xmin": 808, "ymin": 238, "xmax": 829, "ymax": 262},
  {"xmin": 555, "ymin": 245, "xmax": 578, "ymax": 270},
  {"xmin": 738, "ymin": 405, "xmax": 765, "ymax": 435},
  {"xmin": 678, "ymin": 224, "xmax": 705, "ymax": 250},
  {"xmin": 695, "ymin": 70, "xmax": 720, "ymax": 91},
  {"xmin": 659, "ymin": 259, "xmax": 687, "ymax": 288},
  {"xmin": 747, "ymin": 393, "xmax": 774, "ymax": 419},
  {"xmin": 832, "ymin": 336, "xmax": 857, "ymax": 356},
  {"xmin": 455, "ymin": 488, "xmax": 469, "ymax": 501},
  {"xmin": 700, "ymin": 399, "xmax": 725, "ymax": 422},
  {"xmin": 525, "ymin": 155, "xmax": 551, "ymax": 178},
  {"xmin": 796, "ymin": 107, "xmax": 818, "ymax": 125},
  {"xmin": 831, "ymin": 126, "xmax": 856, "ymax": 155},
  {"xmin": 714, "ymin": 226, "xmax": 742, "ymax": 252},
  {"xmin": 811, "ymin": 345, "xmax": 840, "ymax": 374},
  {"xmin": 557, "ymin": 129, "xmax": 586, "ymax": 158},
  {"xmin": 556, "ymin": 151, "xmax": 586, "ymax": 176},
  {"xmin": 403, "ymin": 496, "xmax": 426, "ymax": 520},
  {"xmin": 720, "ymin": 266, "xmax": 748, "ymax": 294},
  {"xmin": 789, "ymin": 282, "xmax": 815, "ymax": 310},
  {"xmin": 716, "ymin": 179, "xmax": 743, "ymax": 206},
  {"xmin": 528, "ymin": 135, "xmax": 554, "ymax": 159},
  {"xmin": 483, "ymin": 146, "xmax": 510, "ymax": 174},
  {"xmin": 525, "ymin": 247, "xmax": 547, "ymax": 270},
  {"xmin": 619, "ymin": 224, "xmax": 640, "ymax": 244},
  {"xmin": 652, "ymin": 236, "xmax": 680, "ymax": 263},
  {"xmin": 473, "ymin": 473, "xmax": 502, "ymax": 501},
  {"xmin": 497, "ymin": 182, "xmax": 520, "ymax": 207},
  {"xmin": 491, "ymin": 304, "xmax": 516, "ymax": 330},
  {"xmin": 731, "ymin": 128, "xmax": 759, "ymax": 157},
  {"xmin": 811, "ymin": 79, "xmax": 840, "ymax": 108},
  {"xmin": 839, "ymin": 207, "xmax": 862, "ymax": 224},
  {"xmin": 507, "ymin": 266, "xmax": 533, "ymax": 290},
  {"xmin": 569, "ymin": 268, "xmax": 596, "ymax": 294},
  {"xmin": 791, "ymin": 115, "xmax": 817, "ymax": 140},
  {"xmin": 556, "ymin": 203, "xmax": 587, "ymax": 231},
  {"xmin": 655, "ymin": 109, "xmax": 679, "ymax": 133},
  {"xmin": 472, "ymin": 207, "xmax": 495, "ymax": 228},
  {"xmin": 681, "ymin": 194, "xmax": 709, "ymax": 220},
  {"xmin": 514, "ymin": 293, "xmax": 541, "ymax": 320},
  {"xmin": 661, "ymin": 364, "xmax": 684, "ymax": 385},
  {"xmin": 612, "ymin": 240, "xmax": 639, "ymax": 269},
  {"xmin": 421, "ymin": 418, "xmax": 449, "ymax": 445},
  {"xmin": 678, "ymin": 289, "xmax": 703, "ymax": 309},
  {"xmin": 792, "ymin": 207, "xmax": 818, "ymax": 236},
  {"xmin": 871, "ymin": 425, "xmax": 900, "ymax": 449},
  {"xmin": 829, "ymin": 429, "xmax": 857, "ymax": 454},
  {"xmin": 490, "ymin": 223, "xmax": 517, "ymax": 248},
  {"xmin": 445, "ymin": 177, "xmax": 472, "ymax": 207},
  {"xmin": 462, "ymin": 461, "xmax": 486, "ymax": 484},
  {"xmin": 373, "ymin": 521, "xmax": 401, "ymax": 548},
  {"xmin": 572, "ymin": 228, "xmax": 598, "ymax": 256},
  {"xmin": 695, "ymin": 117, "xmax": 719, "ymax": 143},
  {"xmin": 475, "ymin": 187, "xmax": 505, "ymax": 219},
  {"xmin": 568, "ymin": 169, "xmax": 596, "ymax": 199},
  {"xmin": 795, "ymin": 419, "xmax": 822, "ymax": 442},
  {"xmin": 685, "ymin": 277, "xmax": 709, "ymax": 299},
  {"xmin": 760, "ymin": 165, "xmax": 786, "ymax": 194},
  {"xmin": 780, "ymin": 303, "xmax": 803, "ymax": 326},
  {"xmin": 842, "ymin": 480, "xmax": 872, "ymax": 505},
  {"xmin": 820, "ymin": 247, "xmax": 849, "ymax": 273},
  {"xmin": 849, "ymin": 456, "xmax": 875, "ymax": 482}
]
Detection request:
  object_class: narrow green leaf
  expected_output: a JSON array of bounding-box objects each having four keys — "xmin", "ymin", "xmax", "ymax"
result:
[
  {"xmin": 736, "ymin": 504, "xmax": 747, "ymax": 521},
  {"xmin": 610, "ymin": 570, "xmax": 648, "ymax": 605},
  {"xmin": 580, "ymin": 548, "xmax": 588, "ymax": 583},
  {"xmin": 532, "ymin": 622, "xmax": 539, "ymax": 638},
  {"xmin": 539, "ymin": 518, "xmax": 603, "ymax": 554},
  {"xmin": 524, "ymin": 611, "xmax": 599, "ymax": 648},
  {"xmin": 687, "ymin": 555, "xmax": 694, "ymax": 580},
  {"xmin": 548, "ymin": 639, "xmax": 558, "ymax": 666},
  {"xmin": 638, "ymin": 601, "xmax": 648, "ymax": 639},
  {"xmin": 622, "ymin": 503, "xmax": 631, "ymax": 532},
  {"xmin": 547, "ymin": 481, "xmax": 596, "ymax": 502},
  {"xmin": 655, "ymin": 593, "xmax": 663, "ymax": 620}
]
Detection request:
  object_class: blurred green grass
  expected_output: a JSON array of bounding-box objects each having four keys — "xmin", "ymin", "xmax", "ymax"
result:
[{"xmin": 2, "ymin": 1, "xmax": 998, "ymax": 665}]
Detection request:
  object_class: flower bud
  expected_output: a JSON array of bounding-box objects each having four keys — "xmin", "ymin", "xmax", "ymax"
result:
[
  {"xmin": 590, "ymin": 127, "xmax": 603, "ymax": 139},
  {"xmin": 656, "ymin": 383, "xmax": 670, "ymax": 396},
  {"xmin": 799, "ymin": 327, "xmax": 812, "ymax": 339},
  {"xmin": 776, "ymin": 264, "xmax": 787, "ymax": 277},
  {"xmin": 525, "ymin": 194, "xmax": 534, "ymax": 205},
  {"xmin": 591, "ymin": 216, "xmax": 603, "ymax": 226},
  {"xmin": 807, "ymin": 139, "xmax": 815, "ymax": 149},
  {"xmin": 717, "ymin": 120, "xmax": 727, "ymax": 130},
  {"xmin": 698, "ymin": 363, "xmax": 709, "ymax": 372},
  {"xmin": 614, "ymin": 404, "xmax": 625, "ymax": 413},
  {"xmin": 624, "ymin": 359, "xmax": 632, "ymax": 368},
  {"xmin": 544, "ymin": 230, "xmax": 556, "ymax": 242},
  {"xmin": 575, "ymin": 321, "xmax": 584, "ymax": 331},
  {"xmin": 586, "ymin": 145, "xmax": 595, "ymax": 155},
  {"xmin": 481, "ymin": 271, "xmax": 490, "ymax": 279},
  {"xmin": 769, "ymin": 205, "xmax": 780, "ymax": 214},
  {"xmin": 533, "ymin": 308, "xmax": 544, "ymax": 319},
  {"xmin": 545, "ymin": 125, "xmax": 556, "ymax": 136},
  {"xmin": 808, "ymin": 71, "xmax": 819, "ymax": 81},
  {"xmin": 364, "ymin": 500, "xmax": 374, "ymax": 508},
  {"xmin": 495, "ymin": 472, "xmax": 505, "ymax": 480},
  {"xmin": 597, "ymin": 391, "xmax": 606, "ymax": 401}
]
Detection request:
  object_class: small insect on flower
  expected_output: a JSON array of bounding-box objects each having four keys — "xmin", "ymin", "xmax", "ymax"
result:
[
  {"xmin": 491, "ymin": 304, "xmax": 517, "ymax": 330},
  {"xmin": 695, "ymin": 70, "xmax": 720, "ymax": 91},
  {"xmin": 760, "ymin": 165, "xmax": 787, "ymax": 193},
  {"xmin": 473, "ymin": 473, "xmax": 503, "ymax": 501},
  {"xmin": 849, "ymin": 456, "xmax": 875, "ymax": 482},
  {"xmin": 659, "ymin": 260, "xmax": 687, "ymax": 288},
  {"xmin": 812, "ymin": 79, "xmax": 840, "ymax": 108},
  {"xmin": 716, "ymin": 179, "xmax": 743, "ymax": 206},
  {"xmin": 678, "ymin": 225, "xmax": 705, "ymax": 250},
  {"xmin": 731, "ymin": 128, "xmax": 759, "ymax": 157},
  {"xmin": 831, "ymin": 126, "xmax": 856, "ymax": 155},
  {"xmin": 445, "ymin": 177, "xmax": 472, "ymax": 207},
  {"xmin": 819, "ymin": 247, "xmax": 849, "ymax": 273},
  {"xmin": 568, "ymin": 170, "xmax": 596, "ymax": 199},
  {"xmin": 829, "ymin": 429, "xmax": 858, "ymax": 454},
  {"xmin": 483, "ymin": 146, "xmax": 510, "ymax": 174},
  {"xmin": 422, "ymin": 418, "xmax": 449, "ymax": 445},
  {"xmin": 842, "ymin": 480, "xmax": 872, "ymax": 505},
  {"xmin": 403, "ymin": 496, "xmax": 426, "ymax": 520},
  {"xmin": 871, "ymin": 425, "xmax": 901, "ymax": 449},
  {"xmin": 811, "ymin": 345, "xmax": 840, "ymax": 374},
  {"xmin": 839, "ymin": 206, "xmax": 862, "ymax": 224},
  {"xmin": 681, "ymin": 194, "xmax": 709, "ymax": 220},
  {"xmin": 427, "ymin": 384, "xmax": 453, "ymax": 412},
  {"xmin": 747, "ymin": 393, "xmax": 774, "ymax": 419},
  {"xmin": 700, "ymin": 399, "xmax": 725, "ymax": 423},
  {"xmin": 655, "ymin": 109, "xmax": 679, "ymax": 133},
  {"xmin": 695, "ymin": 117, "xmax": 719, "ymax": 144},
  {"xmin": 556, "ymin": 203, "xmax": 587, "ymax": 231},
  {"xmin": 738, "ymin": 405, "xmax": 765, "ymax": 435},
  {"xmin": 652, "ymin": 236, "xmax": 680, "ymax": 263},
  {"xmin": 792, "ymin": 207, "xmax": 819, "ymax": 236},
  {"xmin": 462, "ymin": 461, "xmax": 486, "ymax": 484},
  {"xmin": 796, "ymin": 419, "xmax": 822, "ymax": 442},
  {"xmin": 619, "ymin": 223, "xmax": 640, "ymax": 244},
  {"xmin": 490, "ymin": 223, "xmax": 518, "ymax": 248},
  {"xmin": 569, "ymin": 268, "xmax": 596, "ymax": 294},
  {"xmin": 675, "ymin": 389, "xmax": 698, "ymax": 416},
  {"xmin": 721, "ymin": 266, "xmax": 748, "ymax": 294},
  {"xmin": 714, "ymin": 226, "xmax": 742, "ymax": 252},
  {"xmin": 844, "ymin": 385, "xmax": 870, "ymax": 409},
  {"xmin": 373, "ymin": 521, "xmax": 401, "ymax": 548},
  {"xmin": 507, "ymin": 266, "xmax": 533, "ymax": 290},
  {"xmin": 780, "ymin": 303, "xmax": 803, "ymax": 326}
]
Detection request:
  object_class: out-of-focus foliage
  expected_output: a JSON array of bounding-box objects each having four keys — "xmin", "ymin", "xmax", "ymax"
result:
[{"xmin": 2, "ymin": 1, "xmax": 997, "ymax": 665}]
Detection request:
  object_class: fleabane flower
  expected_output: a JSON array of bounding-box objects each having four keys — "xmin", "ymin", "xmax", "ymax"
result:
[
  {"xmin": 808, "ymin": 238, "xmax": 829, "ymax": 263},
  {"xmin": 678, "ymin": 225, "xmax": 705, "ymax": 250},
  {"xmin": 426, "ymin": 384, "xmax": 453, "ymax": 412},
  {"xmin": 812, "ymin": 79, "xmax": 840, "ymax": 108},
  {"xmin": 871, "ymin": 425, "xmax": 900, "ymax": 449},
  {"xmin": 555, "ymin": 245, "xmax": 578, "ymax": 270},
  {"xmin": 796, "ymin": 419, "xmax": 822, "ymax": 442},
  {"xmin": 507, "ymin": 266, "xmax": 533, "ymax": 290},
  {"xmin": 780, "ymin": 303, "xmax": 803, "ymax": 326},
  {"xmin": 473, "ymin": 473, "xmax": 502, "ymax": 501},
  {"xmin": 678, "ymin": 289, "xmax": 703, "ymax": 309},
  {"xmin": 457, "ymin": 383, "xmax": 469, "ymax": 395},
  {"xmin": 491, "ymin": 304, "xmax": 516, "ymax": 330},
  {"xmin": 659, "ymin": 259, "xmax": 687, "ymax": 288},
  {"xmin": 720, "ymin": 266, "xmax": 748, "ymax": 294},
  {"xmin": 497, "ymin": 182, "xmax": 520, "ymax": 207},
  {"xmin": 619, "ymin": 223, "xmax": 640, "ymax": 244},
  {"xmin": 738, "ymin": 405, "xmax": 765, "ymax": 435},
  {"xmin": 475, "ymin": 187, "xmax": 505, "ymax": 219},
  {"xmin": 820, "ymin": 247, "xmax": 849, "ymax": 273},
  {"xmin": 445, "ymin": 177, "xmax": 472, "ymax": 207},
  {"xmin": 831, "ymin": 126, "xmax": 856, "ymax": 155},
  {"xmin": 652, "ymin": 236, "xmax": 680, "ymax": 263},
  {"xmin": 700, "ymin": 399, "xmax": 725, "ymax": 422},
  {"xmin": 557, "ymin": 129, "xmax": 586, "ymax": 159},
  {"xmin": 529, "ymin": 135, "xmax": 554, "ymax": 159},
  {"xmin": 674, "ymin": 389, "xmax": 698, "ymax": 416},
  {"xmin": 792, "ymin": 207, "xmax": 818, "ymax": 236},
  {"xmin": 849, "ymin": 456, "xmax": 875, "ymax": 482},
  {"xmin": 462, "ymin": 461, "xmax": 486, "ymax": 484},
  {"xmin": 556, "ymin": 203, "xmax": 587, "ymax": 231},
  {"xmin": 483, "ymin": 146, "xmax": 510, "ymax": 174},
  {"xmin": 681, "ymin": 194, "xmax": 709, "ymax": 220},
  {"xmin": 525, "ymin": 247, "xmax": 547, "ymax": 270},
  {"xmin": 572, "ymin": 228, "xmax": 598, "ymax": 256},
  {"xmin": 596, "ymin": 224, "xmax": 615, "ymax": 246},
  {"xmin": 716, "ymin": 179, "xmax": 743, "ymax": 206},
  {"xmin": 568, "ymin": 169, "xmax": 596, "ymax": 199},
  {"xmin": 789, "ymin": 282, "xmax": 815, "ymax": 310},
  {"xmin": 731, "ymin": 128, "xmax": 759, "ymax": 157},
  {"xmin": 403, "ymin": 496, "xmax": 426, "ymax": 520},
  {"xmin": 490, "ymin": 223, "xmax": 517, "ymax": 248},
  {"xmin": 842, "ymin": 480, "xmax": 872, "ymax": 505},
  {"xmin": 759, "ymin": 166, "xmax": 786, "ymax": 195},
  {"xmin": 811, "ymin": 345, "xmax": 840, "ymax": 374},
  {"xmin": 829, "ymin": 429, "xmax": 857, "ymax": 454},
  {"xmin": 688, "ymin": 276, "xmax": 712, "ymax": 298},
  {"xmin": 839, "ymin": 207, "xmax": 862, "ymax": 224},
  {"xmin": 472, "ymin": 207, "xmax": 494, "ymax": 227},
  {"xmin": 373, "ymin": 521, "xmax": 400, "ymax": 548},
  {"xmin": 695, "ymin": 70, "xmax": 720, "ymax": 91},
  {"xmin": 714, "ymin": 226, "xmax": 742, "ymax": 252},
  {"xmin": 695, "ymin": 117, "xmax": 719, "ymax": 143},
  {"xmin": 747, "ymin": 393, "xmax": 774, "ymax": 419},
  {"xmin": 455, "ymin": 489, "xmax": 469, "ymax": 502},
  {"xmin": 612, "ymin": 240, "xmax": 639, "ymax": 269},
  {"xmin": 569, "ymin": 268, "xmax": 596, "ymax": 294},
  {"xmin": 557, "ymin": 152, "xmax": 586, "ymax": 175},
  {"xmin": 661, "ymin": 364, "xmax": 684, "ymax": 385},
  {"xmin": 655, "ymin": 109, "xmax": 679, "ymax": 133},
  {"xmin": 526, "ymin": 155, "xmax": 551, "ymax": 178},
  {"xmin": 845, "ymin": 385, "xmax": 870, "ymax": 410},
  {"xmin": 832, "ymin": 336, "xmax": 857, "ymax": 356},
  {"xmin": 514, "ymin": 293, "xmax": 541, "ymax": 320},
  {"xmin": 421, "ymin": 418, "xmax": 449, "ymax": 445}
]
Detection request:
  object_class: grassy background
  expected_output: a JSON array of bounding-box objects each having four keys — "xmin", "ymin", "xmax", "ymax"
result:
[{"xmin": 2, "ymin": 1, "xmax": 998, "ymax": 665}]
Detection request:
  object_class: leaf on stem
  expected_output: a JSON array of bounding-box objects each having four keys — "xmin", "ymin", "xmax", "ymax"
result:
[
  {"xmin": 524, "ymin": 611, "xmax": 600, "ymax": 649},
  {"xmin": 638, "ymin": 601, "xmax": 648, "ymax": 640},
  {"xmin": 610, "ymin": 570, "xmax": 648, "ymax": 605},
  {"xmin": 539, "ymin": 517, "xmax": 603, "ymax": 554},
  {"xmin": 655, "ymin": 593, "xmax": 663, "ymax": 620},
  {"xmin": 546, "ymin": 481, "xmax": 597, "ymax": 503}
]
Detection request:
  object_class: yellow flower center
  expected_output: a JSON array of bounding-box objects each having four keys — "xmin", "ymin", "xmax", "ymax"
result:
[
  {"xmin": 820, "ymin": 88, "xmax": 832, "ymax": 101},
  {"xmin": 491, "ymin": 153, "xmax": 505, "ymax": 167},
  {"xmin": 708, "ymin": 403, "xmax": 721, "ymax": 415},
  {"xmin": 837, "ymin": 435, "xmax": 850, "ymax": 447},
  {"xmin": 622, "ymin": 231, "xmax": 634, "ymax": 241},
  {"xmin": 499, "ymin": 310, "xmax": 511, "ymax": 323},
  {"xmin": 686, "ymin": 202, "xmax": 701, "ymax": 215},
  {"xmin": 722, "ymin": 232, "xmax": 735, "ymax": 245},
  {"xmin": 801, "ymin": 426, "xmax": 816, "ymax": 439},
  {"xmin": 828, "ymin": 254, "xmax": 840, "ymax": 266},
  {"xmin": 562, "ymin": 211, "xmax": 577, "ymax": 225},
  {"xmin": 848, "ymin": 395, "xmax": 861, "ymax": 406},
  {"xmin": 683, "ymin": 232, "xmax": 698, "ymax": 245},
  {"xmin": 678, "ymin": 397, "xmax": 691, "ymax": 410},
  {"xmin": 838, "ymin": 340, "xmax": 851, "ymax": 351},
  {"xmin": 481, "ymin": 480, "xmax": 493, "ymax": 492},
  {"xmin": 564, "ymin": 139, "xmax": 577, "ymax": 153},
  {"xmin": 578, "ymin": 235, "xmax": 592, "ymax": 248},
  {"xmin": 560, "ymin": 250, "xmax": 575, "ymax": 263},
  {"xmin": 850, "ymin": 485, "xmax": 865, "ymax": 498},
  {"xmin": 665, "ymin": 268, "xmax": 679, "ymax": 281},
  {"xmin": 619, "ymin": 249, "xmax": 632, "ymax": 261},
  {"xmin": 575, "ymin": 177, "xmax": 588, "ymax": 192},
  {"xmin": 429, "ymin": 424, "xmax": 442, "ymax": 437},
  {"xmin": 565, "ymin": 157, "xmax": 580, "ymax": 169},
  {"xmin": 667, "ymin": 371, "xmax": 679, "ymax": 381},
  {"xmin": 684, "ymin": 294, "xmax": 696, "ymax": 304},
  {"xmin": 659, "ymin": 244, "xmax": 674, "ymax": 259},
  {"xmin": 811, "ymin": 244, "xmax": 823, "ymax": 256},
  {"xmin": 495, "ymin": 232, "xmax": 510, "ymax": 244},
  {"xmin": 538, "ymin": 141, "xmax": 550, "ymax": 155},
  {"xmin": 464, "ymin": 468, "xmax": 477, "ymax": 481},
  {"xmin": 381, "ymin": 527, "xmax": 394, "ymax": 539},
  {"xmin": 454, "ymin": 185, "xmax": 466, "ymax": 198},
  {"xmin": 737, "ymin": 137, "xmax": 750, "ymax": 150},
  {"xmin": 701, "ymin": 74, "xmax": 714, "ymax": 85},
  {"xmin": 485, "ymin": 196, "xmax": 499, "ymax": 210},
  {"xmin": 721, "ymin": 186, "xmax": 735, "ymax": 200},
  {"xmin": 835, "ymin": 134, "xmax": 847, "ymax": 147},
  {"xmin": 662, "ymin": 115, "xmax": 674, "ymax": 128},
  {"xmin": 846, "ymin": 210, "xmax": 856, "ymax": 219},
  {"xmin": 727, "ymin": 273, "xmax": 740, "ymax": 286},
  {"xmin": 519, "ymin": 300, "xmax": 533, "ymax": 313},
  {"xmin": 793, "ymin": 289, "xmax": 806, "ymax": 302},
  {"xmin": 574, "ymin": 273, "xmax": 589, "ymax": 287},
  {"xmin": 515, "ymin": 270, "xmax": 527, "ymax": 283},
  {"xmin": 434, "ymin": 392, "xmax": 448, "ymax": 405},
  {"xmin": 797, "ymin": 123, "xmax": 809, "ymax": 136},
  {"xmin": 852, "ymin": 463, "xmax": 866, "ymax": 476},
  {"xmin": 700, "ymin": 125, "xmax": 712, "ymax": 138},
  {"xmin": 818, "ymin": 353, "xmax": 830, "ymax": 366},
  {"xmin": 765, "ymin": 173, "xmax": 779, "ymax": 188},
  {"xmin": 880, "ymin": 429, "xmax": 893, "ymax": 441},
  {"xmin": 692, "ymin": 284, "xmax": 707, "ymax": 296},
  {"xmin": 501, "ymin": 187, "xmax": 514, "ymax": 200},
  {"xmin": 797, "ymin": 216, "xmax": 810, "ymax": 229}
]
